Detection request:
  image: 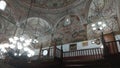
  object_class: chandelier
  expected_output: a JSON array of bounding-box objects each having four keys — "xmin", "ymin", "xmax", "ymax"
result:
[
  {"xmin": 8, "ymin": 36, "xmax": 38, "ymax": 57},
  {"xmin": 0, "ymin": 0, "xmax": 38, "ymax": 59},
  {"xmin": 91, "ymin": 21, "xmax": 106, "ymax": 31},
  {"xmin": 0, "ymin": 36, "xmax": 38, "ymax": 59}
]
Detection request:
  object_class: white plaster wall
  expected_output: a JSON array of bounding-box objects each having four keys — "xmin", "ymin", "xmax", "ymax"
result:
[
  {"xmin": 61, "ymin": 44, "xmax": 70, "ymax": 52},
  {"xmin": 115, "ymin": 34, "xmax": 120, "ymax": 52},
  {"xmin": 59, "ymin": 39, "xmax": 102, "ymax": 52},
  {"xmin": 77, "ymin": 40, "xmax": 102, "ymax": 50},
  {"xmin": 34, "ymin": 34, "xmax": 120, "ymax": 55}
]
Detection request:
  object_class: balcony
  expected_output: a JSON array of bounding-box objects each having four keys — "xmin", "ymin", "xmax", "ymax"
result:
[{"xmin": 1, "ymin": 40, "xmax": 120, "ymax": 68}]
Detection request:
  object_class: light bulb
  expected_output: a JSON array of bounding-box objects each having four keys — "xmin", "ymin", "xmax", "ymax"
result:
[
  {"xmin": 102, "ymin": 24, "xmax": 106, "ymax": 27},
  {"xmin": 24, "ymin": 47, "xmax": 29, "ymax": 51},
  {"xmin": 17, "ymin": 42, "xmax": 23, "ymax": 49},
  {"xmin": 100, "ymin": 45, "xmax": 103, "ymax": 48},
  {"xmin": 24, "ymin": 39, "xmax": 32, "ymax": 46},
  {"xmin": 28, "ymin": 50, "xmax": 35, "ymax": 56},
  {"xmin": 14, "ymin": 37, "xmax": 19, "ymax": 41},
  {"xmin": 1, "ymin": 48, "xmax": 7, "ymax": 53},
  {"xmin": 14, "ymin": 53, "xmax": 17, "ymax": 56},
  {"xmin": 9, "ymin": 38, "xmax": 14, "ymax": 42},
  {"xmin": 92, "ymin": 27, "xmax": 96, "ymax": 30},
  {"xmin": 0, "ymin": 0, "xmax": 7, "ymax": 11},
  {"xmin": 99, "ymin": 27, "xmax": 103, "ymax": 30},
  {"xmin": 91, "ymin": 24, "xmax": 95, "ymax": 27},
  {"xmin": 20, "ymin": 37, "xmax": 25, "ymax": 41},
  {"xmin": 66, "ymin": 18, "xmax": 69, "ymax": 22},
  {"xmin": 25, "ymin": 39, "xmax": 32, "ymax": 43},
  {"xmin": 19, "ymin": 53, "xmax": 22, "ymax": 56},
  {"xmin": 91, "ymin": 41, "xmax": 95, "ymax": 44},
  {"xmin": 4, "ymin": 43, "xmax": 10, "ymax": 48},
  {"xmin": 27, "ymin": 54, "xmax": 32, "ymax": 57},
  {"xmin": 9, "ymin": 44, "xmax": 15, "ymax": 49},
  {"xmin": 33, "ymin": 39, "xmax": 38, "ymax": 43},
  {"xmin": 98, "ymin": 21, "xmax": 102, "ymax": 25}
]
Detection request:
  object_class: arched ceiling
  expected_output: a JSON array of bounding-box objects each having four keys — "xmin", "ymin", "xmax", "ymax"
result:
[
  {"xmin": 54, "ymin": 15, "xmax": 87, "ymax": 44},
  {"xmin": 15, "ymin": 17, "xmax": 52, "ymax": 47},
  {"xmin": 87, "ymin": 0, "xmax": 119, "ymax": 40},
  {"xmin": 0, "ymin": 0, "xmax": 119, "ymax": 48},
  {"xmin": 18, "ymin": 0, "xmax": 77, "ymax": 9},
  {"xmin": 88, "ymin": 0, "xmax": 117, "ymax": 19}
]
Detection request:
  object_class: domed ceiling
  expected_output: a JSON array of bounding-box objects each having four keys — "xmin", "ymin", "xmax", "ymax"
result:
[
  {"xmin": 54, "ymin": 15, "xmax": 87, "ymax": 44},
  {"xmin": 87, "ymin": 0, "xmax": 120, "ymax": 39},
  {"xmin": 17, "ymin": 0, "xmax": 77, "ymax": 9},
  {"xmin": 0, "ymin": 0, "xmax": 120, "ymax": 48}
]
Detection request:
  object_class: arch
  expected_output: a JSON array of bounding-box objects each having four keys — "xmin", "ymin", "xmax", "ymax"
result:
[
  {"xmin": 21, "ymin": 17, "xmax": 52, "ymax": 35},
  {"xmin": 54, "ymin": 14, "xmax": 80, "ymax": 31},
  {"xmin": 15, "ymin": 17, "xmax": 52, "ymax": 47},
  {"xmin": 53, "ymin": 14, "xmax": 87, "ymax": 44}
]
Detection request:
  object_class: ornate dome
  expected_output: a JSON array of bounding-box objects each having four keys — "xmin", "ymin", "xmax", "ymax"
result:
[{"xmin": 16, "ymin": 0, "xmax": 77, "ymax": 9}]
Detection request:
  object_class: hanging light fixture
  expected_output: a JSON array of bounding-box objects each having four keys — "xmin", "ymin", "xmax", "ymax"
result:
[
  {"xmin": 91, "ymin": 21, "xmax": 106, "ymax": 31},
  {"xmin": 6, "ymin": 36, "xmax": 35, "ymax": 57},
  {"xmin": 7, "ymin": 0, "xmax": 36, "ymax": 58},
  {"xmin": 90, "ymin": 21, "xmax": 107, "ymax": 45},
  {"xmin": 0, "ymin": 0, "xmax": 37, "ymax": 59},
  {"xmin": 0, "ymin": 0, "xmax": 7, "ymax": 11}
]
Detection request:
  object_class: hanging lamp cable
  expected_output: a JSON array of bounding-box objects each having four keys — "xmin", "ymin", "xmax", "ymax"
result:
[{"xmin": 22, "ymin": 0, "xmax": 33, "ymax": 35}]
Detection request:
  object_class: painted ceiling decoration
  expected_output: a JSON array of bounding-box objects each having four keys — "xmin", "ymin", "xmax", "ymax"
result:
[
  {"xmin": 87, "ymin": 0, "xmax": 120, "ymax": 40},
  {"xmin": 18, "ymin": 0, "xmax": 77, "ymax": 9},
  {"xmin": 0, "ymin": 17, "xmax": 16, "ymax": 37},
  {"xmin": 54, "ymin": 15, "xmax": 87, "ymax": 45},
  {"xmin": 87, "ymin": 18, "xmax": 119, "ymax": 40},
  {"xmin": 88, "ymin": 0, "xmax": 117, "ymax": 20},
  {"xmin": 11, "ymin": 0, "xmax": 87, "ymax": 14},
  {"xmin": 15, "ymin": 17, "xmax": 52, "ymax": 48},
  {"xmin": 0, "ymin": 0, "xmax": 119, "ymax": 49}
]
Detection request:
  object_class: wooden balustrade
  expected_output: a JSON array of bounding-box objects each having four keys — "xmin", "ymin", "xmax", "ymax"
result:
[
  {"xmin": 63, "ymin": 40, "xmax": 120, "ymax": 61},
  {"xmin": 63, "ymin": 48, "xmax": 103, "ymax": 57},
  {"xmin": 56, "ymin": 48, "xmax": 62, "ymax": 58},
  {"xmin": 63, "ymin": 48, "xmax": 104, "ymax": 61},
  {"xmin": 38, "ymin": 40, "xmax": 120, "ymax": 61},
  {"xmin": 105, "ymin": 40, "xmax": 120, "ymax": 55},
  {"xmin": 39, "ymin": 47, "xmax": 63, "ymax": 60}
]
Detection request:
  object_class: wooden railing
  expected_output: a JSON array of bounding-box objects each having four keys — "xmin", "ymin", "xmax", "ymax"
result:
[
  {"xmin": 38, "ymin": 40, "xmax": 120, "ymax": 61},
  {"xmin": 55, "ymin": 48, "xmax": 62, "ymax": 58},
  {"xmin": 105, "ymin": 40, "xmax": 120, "ymax": 55},
  {"xmin": 63, "ymin": 40, "xmax": 120, "ymax": 61},
  {"xmin": 63, "ymin": 48, "xmax": 103, "ymax": 57},
  {"xmin": 40, "ymin": 48, "xmax": 54, "ymax": 60},
  {"xmin": 39, "ymin": 47, "xmax": 63, "ymax": 60},
  {"xmin": 63, "ymin": 48, "xmax": 104, "ymax": 61}
]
